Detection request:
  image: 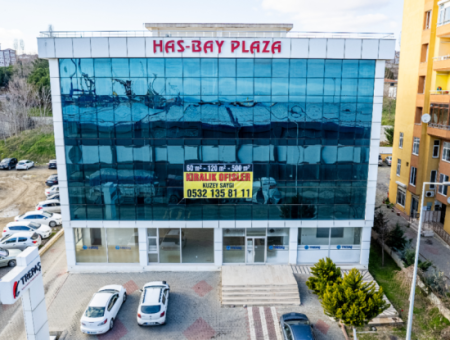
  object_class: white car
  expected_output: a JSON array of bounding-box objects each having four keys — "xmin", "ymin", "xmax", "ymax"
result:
[
  {"xmin": 0, "ymin": 248, "xmax": 22, "ymax": 267},
  {"xmin": 15, "ymin": 211, "xmax": 62, "ymax": 228},
  {"xmin": 0, "ymin": 232, "xmax": 41, "ymax": 250},
  {"xmin": 80, "ymin": 285, "xmax": 127, "ymax": 335},
  {"xmin": 45, "ymin": 185, "xmax": 59, "ymax": 197},
  {"xmin": 137, "ymin": 281, "xmax": 169, "ymax": 326},
  {"xmin": 36, "ymin": 199, "xmax": 61, "ymax": 213},
  {"xmin": 16, "ymin": 160, "xmax": 34, "ymax": 170},
  {"xmin": 3, "ymin": 221, "xmax": 52, "ymax": 239},
  {"xmin": 385, "ymin": 156, "xmax": 392, "ymax": 166}
]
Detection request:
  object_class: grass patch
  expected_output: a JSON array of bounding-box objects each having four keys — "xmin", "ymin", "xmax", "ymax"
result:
[
  {"xmin": 0, "ymin": 128, "xmax": 55, "ymax": 164},
  {"xmin": 367, "ymin": 241, "xmax": 450, "ymax": 339},
  {"xmin": 382, "ymin": 97, "xmax": 396, "ymax": 126}
]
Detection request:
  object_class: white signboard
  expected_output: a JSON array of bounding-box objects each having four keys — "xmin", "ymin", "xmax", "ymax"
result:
[{"xmin": 0, "ymin": 247, "xmax": 42, "ymax": 304}]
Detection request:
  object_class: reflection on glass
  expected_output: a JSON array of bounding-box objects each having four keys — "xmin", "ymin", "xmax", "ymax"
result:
[
  {"xmin": 159, "ymin": 228, "xmax": 181, "ymax": 263},
  {"xmin": 182, "ymin": 229, "xmax": 214, "ymax": 263},
  {"xmin": 62, "ymin": 58, "xmax": 374, "ymax": 221},
  {"xmin": 106, "ymin": 228, "xmax": 139, "ymax": 263},
  {"xmin": 330, "ymin": 227, "xmax": 361, "ymax": 245},
  {"xmin": 223, "ymin": 228, "xmax": 245, "ymax": 263},
  {"xmin": 267, "ymin": 228, "xmax": 289, "ymax": 264},
  {"xmin": 298, "ymin": 228, "xmax": 330, "ymax": 246},
  {"xmin": 74, "ymin": 228, "xmax": 107, "ymax": 263}
]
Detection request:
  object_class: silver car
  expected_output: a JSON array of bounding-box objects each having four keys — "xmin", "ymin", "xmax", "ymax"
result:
[
  {"xmin": 0, "ymin": 232, "xmax": 41, "ymax": 250},
  {"xmin": 0, "ymin": 247, "xmax": 22, "ymax": 267}
]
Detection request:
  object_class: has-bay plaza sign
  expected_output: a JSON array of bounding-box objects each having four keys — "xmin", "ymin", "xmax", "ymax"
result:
[{"xmin": 153, "ymin": 39, "xmax": 282, "ymax": 54}]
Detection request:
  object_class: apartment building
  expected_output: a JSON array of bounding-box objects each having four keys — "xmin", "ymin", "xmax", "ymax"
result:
[
  {"xmin": 0, "ymin": 47, "xmax": 16, "ymax": 67},
  {"xmin": 390, "ymin": 0, "xmax": 450, "ymax": 232}
]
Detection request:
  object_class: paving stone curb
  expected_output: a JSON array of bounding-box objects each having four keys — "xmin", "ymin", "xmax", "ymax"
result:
[{"xmin": 39, "ymin": 228, "xmax": 64, "ymax": 256}]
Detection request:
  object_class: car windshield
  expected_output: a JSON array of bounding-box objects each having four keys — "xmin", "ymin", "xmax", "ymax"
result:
[
  {"xmin": 29, "ymin": 222, "xmax": 41, "ymax": 229},
  {"xmin": 286, "ymin": 319, "xmax": 310, "ymax": 326},
  {"xmin": 85, "ymin": 307, "xmax": 105, "ymax": 318},
  {"xmin": 0, "ymin": 248, "xmax": 9, "ymax": 257},
  {"xmin": 18, "ymin": 162, "xmax": 25, "ymax": 165},
  {"xmin": 42, "ymin": 212, "xmax": 52, "ymax": 218},
  {"xmin": 0, "ymin": 235, "xmax": 12, "ymax": 242},
  {"xmin": 31, "ymin": 233, "xmax": 39, "ymax": 240},
  {"xmin": 141, "ymin": 305, "xmax": 161, "ymax": 314},
  {"xmin": 0, "ymin": 159, "xmax": 10, "ymax": 163}
]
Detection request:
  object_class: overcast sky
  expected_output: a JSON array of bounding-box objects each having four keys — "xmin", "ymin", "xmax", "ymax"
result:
[{"xmin": 0, "ymin": 0, "xmax": 403, "ymax": 54}]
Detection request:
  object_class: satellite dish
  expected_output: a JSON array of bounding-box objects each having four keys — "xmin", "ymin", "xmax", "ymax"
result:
[{"xmin": 422, "ymin": 114, "xmax": 431, "ymax": 124}]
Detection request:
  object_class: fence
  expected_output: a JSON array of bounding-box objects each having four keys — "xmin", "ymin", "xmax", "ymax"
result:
[{"xmin": 410, "ymin": 210, "xmax": 450, "ymax": 246}]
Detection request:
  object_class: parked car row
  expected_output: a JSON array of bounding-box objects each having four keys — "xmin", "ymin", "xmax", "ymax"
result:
[
  {"xmin": 80, "ymin": 282, "xmax": 315, "ymax": 339},
  {"xmin": 0, "ymin": 159, "xmax": 62, "ymax": 266},
  {"xmin": 0, "ymin": 158, "xmax": 57, "ymax": 171},
  {"xmin": 0, "ymin": 158, "xmax": 35, "ymax": 170}
]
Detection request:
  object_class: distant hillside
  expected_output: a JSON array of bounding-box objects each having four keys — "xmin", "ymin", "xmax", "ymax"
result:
[{"xmin": 0, "ymin": 128, "xmax": 55, "ymax": 164}]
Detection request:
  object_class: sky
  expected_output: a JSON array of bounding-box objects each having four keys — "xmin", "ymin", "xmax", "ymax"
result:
[{"xmin": 0, "ymin": 0, "xmax": 403, "ymax": 54}]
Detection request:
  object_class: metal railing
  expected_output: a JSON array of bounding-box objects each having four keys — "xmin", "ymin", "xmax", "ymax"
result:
[
  {"xmin": 38, "ymin": 30, "xmax": 395, "ymax": 39},
  {"xmin": 428, "ymin": 122, "xmax": 450, "ymax": 130},
  {"xmin": 411, "ymin": 210, "xmax": 450, "ymax": 245}
]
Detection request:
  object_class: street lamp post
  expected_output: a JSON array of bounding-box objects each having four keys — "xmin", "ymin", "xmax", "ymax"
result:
[{"xmin": 405, "ymin": 181, "xmax": 450, "ymax": 339}]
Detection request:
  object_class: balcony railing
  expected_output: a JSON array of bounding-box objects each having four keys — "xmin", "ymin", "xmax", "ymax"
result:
[
  {"xmin": 434, "ymin": 55, "xmax": 450, "ymax": 61},
  {"xmin": 38, "ymin": 30, "xmax": 395, "ymax": 39},
  {"xmin": 430, "ymin": 90, "xmax": 450, "ymax": 95},
  {"xmin": 428, "ymin": 122, "xmax": 450, "ymax": 130}
]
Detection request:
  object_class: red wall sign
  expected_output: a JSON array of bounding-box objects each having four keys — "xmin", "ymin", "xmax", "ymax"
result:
[{"xmin": 153, "ymin": 40, "xmax": 282, "ymax": 54}]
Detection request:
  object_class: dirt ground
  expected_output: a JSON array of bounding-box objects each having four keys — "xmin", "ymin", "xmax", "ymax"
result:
[{"xmin": 0, "ymin": 165, "xmax": 57, "ymax": 229}]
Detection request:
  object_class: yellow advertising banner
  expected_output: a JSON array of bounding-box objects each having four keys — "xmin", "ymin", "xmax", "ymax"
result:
[{"xmin": 184, "ymin": 164, "xmax": 253, "ymax": 199}]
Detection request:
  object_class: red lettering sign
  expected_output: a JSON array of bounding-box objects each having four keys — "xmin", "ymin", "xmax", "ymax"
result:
[
  {"xmin": 151, "ymin": 40, "xmax": 282, "ymax": 54},
  {"xmin": 153, "ymin": 40, "xmax": 163, "ymax": 53}
]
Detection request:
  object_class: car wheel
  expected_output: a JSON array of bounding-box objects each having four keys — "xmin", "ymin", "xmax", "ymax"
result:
[
  {"xmin": 109, "ymin": 319, "xmax": 114, "ymax": 330},
  {"xmin": 123, "ymin": 292, "xmax": 127, "ymax": 303},
  {"xmin": 8, "ymin": 260, "xmax": 16, "ymax": 267},
  {"xmin": 49, "ymin": 221, "xmax": 56, "ymax": 228}
]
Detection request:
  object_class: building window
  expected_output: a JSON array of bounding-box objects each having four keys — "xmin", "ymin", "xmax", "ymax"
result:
[
  {"xmin": 399, "ymin": 132, "xmax": 404, "ymax": 148},
  {"xmin": 431, "ymin": 103, "xmax": 449, "ymax": 124},
  {"xmin": 267, "ymin": 228, "xmax": 289, "ymax": 264},
  {"xmin": 424, "ymin": 11, "xmax": 432, "ymax": 29},
  {"xmin": 439, "ymin": 4, "xmax": 450, "ymax": 26},
  {"xmin": 223, "ymin": 229, "xmax": 245, "ymax": 263},
  {"xmin": 397, "ymin": 188, "xmax": 406, "ymax": 207},
  {"xmin": 420, "ymin": 44, "xmax": 428, "ymax": 63},
  {"xmin": 438, "ymin": 173, "xmax": 449, "ymax": 196},
  {"xmin": 430, "ymin": 170, "xmax": 437, "ymax": 189},
  {"xmin": 329, "ymin": 227, "xmax": 361, "ymax": 245},
  {"xmin": 410, "ymin": 167, "xmax": 417, "ymax": 186},
  {"xmin": 433, "ymin": 140, "xmax": 441, "ymax": 158},
  {"xmin": 415, "ymin": 107, "xmax": 423, "ymax": 124},
  {"xmin": 412, "ymin": 137, "xmax": 420, "ymax": 155},
  {"xmin": 74, "ymin": 228, "xmax": 139, "ymax": 263},
  {"xmin": 443, "ymin": 142, "xmax": 450, "ymax": 162},
  {"xmin": 418, "ymin": 76, "xmax": 426, "ymax": 94},
  {"xmin": 396, "ymin": 159, "xmax": 401, "ymax": 176}
]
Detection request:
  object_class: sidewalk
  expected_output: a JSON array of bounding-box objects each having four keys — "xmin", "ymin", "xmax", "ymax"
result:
[{"xmin": 376, "ymin": 166, "xmax": 450, "ymax": 281}]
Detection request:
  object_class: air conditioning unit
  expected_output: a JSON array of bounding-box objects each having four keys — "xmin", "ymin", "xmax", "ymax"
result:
[{"xmin": 425, "ymin": 191, "xmax": 435, "ymax": 198}]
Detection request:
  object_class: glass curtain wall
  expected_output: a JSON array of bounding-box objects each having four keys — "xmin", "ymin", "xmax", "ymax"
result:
[
  {"xmin": 61, "ymin": 58, "xmax": 374, "ymax": 221},
  {"xmin": 74, "ymin": 228, "xmax": 138, "ymax": 263}
]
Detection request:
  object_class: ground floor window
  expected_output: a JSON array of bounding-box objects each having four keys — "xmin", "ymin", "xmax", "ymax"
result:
[
  {"xmin": 397, "ymin": 188, "xmax": 406, "ymax": 207},
  {"xmin": 74, "ymin": 228, "xmax": 139, "ymax": 263},
  {"xmin": 147, "ymin": 228, "xmax": 214, "ymax": 264},
  {"xmin": 297, "ymin": 227, "xmax": 362, "ymax": 264}
]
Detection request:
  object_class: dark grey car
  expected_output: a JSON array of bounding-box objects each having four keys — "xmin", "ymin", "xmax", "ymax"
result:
[{"xmin": 280, "ymin": 313, "xmax": 315, "ymax": 340}]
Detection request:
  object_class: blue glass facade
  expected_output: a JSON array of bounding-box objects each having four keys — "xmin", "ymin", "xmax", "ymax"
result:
[{"xmin": 60, "ymin": 58, "xmax": 375, "ymax": 221}]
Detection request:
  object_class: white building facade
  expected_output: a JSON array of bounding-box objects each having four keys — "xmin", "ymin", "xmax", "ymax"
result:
[{"xmin": 37, "ymin": 24, "xmax": 395, "ymax": 272}]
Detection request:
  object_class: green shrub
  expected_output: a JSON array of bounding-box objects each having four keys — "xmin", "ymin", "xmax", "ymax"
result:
[
  {"xmin": 386, "ymin": 224, "xmax": 407, "ymax": 251},
  {"xmin": 306, "ymin": 257, "xmax": 342, "ymax": 298}
]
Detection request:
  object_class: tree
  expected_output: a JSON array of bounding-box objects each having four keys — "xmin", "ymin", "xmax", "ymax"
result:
[
  {"xmin": 0, "ymin": 66, "xmax": 14, "ymax": 88},
  {"xmin": 384, "ymin": 126, "xmax": 394, "ymax": 146},
  {"xmin": 27, "ymin": 59, "xmax": 50, "ymax": 92},
  {"xmin": 321, "ymin": 268, "xmax": 390, "ymax": 327},
  {"xmin": 373, "ymin": 208, "xmax": 391, "ymax": 267},
  {"xmin": 306, "ymin": 257, "xmax": 342, "ymax": 298},
  {"xmin": 385, "ymin": 223, "xmax": 408, "ymax": 251}
]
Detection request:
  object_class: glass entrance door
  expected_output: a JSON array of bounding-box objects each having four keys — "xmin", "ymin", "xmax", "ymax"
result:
[{"xmin": 246, "ymin": 237, "xmax": 265, "ymax": 264}]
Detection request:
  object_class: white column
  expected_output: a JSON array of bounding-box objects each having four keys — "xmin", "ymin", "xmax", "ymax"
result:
[
  {"xmin": 138, "ymin": 225, "xmax": 148, "ymax": 267},
  {"xmin": 21, "ymin": 273, "xmax": 49, "ymax": 340},
  {"xmin": 288, "ymin": 227, "xmax": 298, "ymax": 264},
  {"xmin": 214, "ymin": 228, "xmax": 223, "ymax": 266},
  {"xmin": 64, "ymin": 224, "xmax": 76, "ymax": 268}
]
